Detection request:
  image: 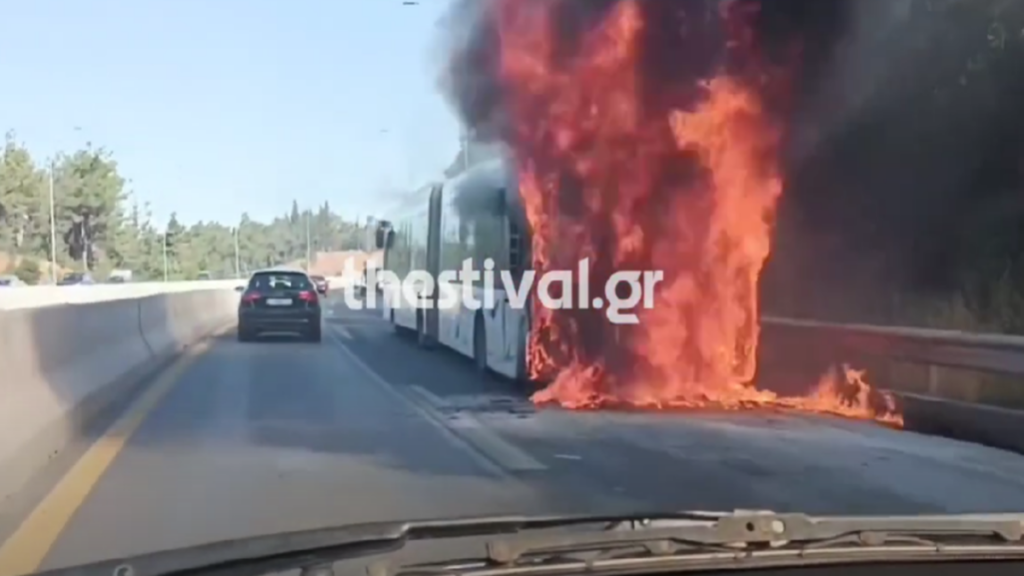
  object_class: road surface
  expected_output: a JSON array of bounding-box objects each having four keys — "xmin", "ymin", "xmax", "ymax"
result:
[{"xmin": 4, "ymin": 296, "xmax": 1024, "ymax": 572}]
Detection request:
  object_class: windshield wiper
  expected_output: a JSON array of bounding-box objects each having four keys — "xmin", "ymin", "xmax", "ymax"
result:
[
  {"xmin": 32, "ymin": 514, "xmax": 717, "ymax": 576},
  {"xmin": 34, "ymin": 511, "xmax": 1024, "ymax": 576},
  {"xmin": 379, "ymin": 511, "xmax": 1024, "ymax": 576}
]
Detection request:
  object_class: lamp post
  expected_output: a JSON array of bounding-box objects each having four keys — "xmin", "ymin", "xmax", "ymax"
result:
[
  {"xmin": 305, "ymin": 209, "xmax": 312, "ymax": 272},
  {"xmin": 46, "ymin": 126, "xmax": 85, "ymax": 283},
  {"xmin": 162, "ymin": 231, "xmax": 169, "ymax": 282},
  {"xmin": 233, "ymin": 226, "xmax": 241, "ymax": 278},
  {"xmin": 47, "ymin": 159, "xmax": 57, "ymax": 283}
]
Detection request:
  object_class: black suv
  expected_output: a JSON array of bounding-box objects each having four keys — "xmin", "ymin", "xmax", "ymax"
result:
[{"xmin": 237, "ymin": 269, "xmax": 322, "ymax": 343}]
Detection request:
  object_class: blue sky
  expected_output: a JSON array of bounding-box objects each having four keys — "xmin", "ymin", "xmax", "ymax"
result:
[{"xmin": 0, "ymin": 0, "xmax": 462, "ymax": 228}]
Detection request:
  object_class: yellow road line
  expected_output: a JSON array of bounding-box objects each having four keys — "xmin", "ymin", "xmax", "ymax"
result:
[{"xmin": 0, "ymin": 340, "xmax": 212, "ymax": 576}]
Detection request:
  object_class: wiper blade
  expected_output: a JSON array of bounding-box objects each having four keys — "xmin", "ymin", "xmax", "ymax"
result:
[
  {"xmin": 33, "ymin": 522, "xmax": 407, "ymax": 576},
  {"xmin": 35, "ymin": 511, "xmax": 1024, "ymax": 576},
  {"xmin": 486, "ymin": 511, "xmax": 1024, "ymax": 564},
  {"xmin": 380, "ymin": 511, "xmax": 1024, "ymax": 576},
  {"xmin": 33, "ymin": 514, "xmax": 707, "ymax": 576}
]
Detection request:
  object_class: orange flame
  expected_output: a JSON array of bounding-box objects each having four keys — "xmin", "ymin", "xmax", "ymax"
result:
[{"xmin": 492, "ymin": 0, "xmax": 901, "ymax": 426}]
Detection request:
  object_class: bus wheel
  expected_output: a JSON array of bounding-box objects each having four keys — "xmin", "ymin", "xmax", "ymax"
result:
[
  {"xmin": 416, "ymin": 310, "xmax": 432, "ymax": 348},
  {"xmin": 473, "ymin": 313, "xmax": 487, "ymax": 374},
  {"xmin": 391, "ymin": 309, "xmax": 412, "ymax": 339},
  {"xmin": 515, "ymin": 313, "xmax": 531, "ymax": 385}
]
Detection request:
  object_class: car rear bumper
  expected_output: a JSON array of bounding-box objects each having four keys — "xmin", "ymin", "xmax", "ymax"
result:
[{"xmin": 239, "ymin": 309, "xmax": 321, "ymax": 332}]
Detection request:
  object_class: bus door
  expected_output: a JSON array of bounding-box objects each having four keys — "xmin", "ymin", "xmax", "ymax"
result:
[
  {"xmin": 502, "ymin": 212, "xmax": 526, "ymax": 364},
  {"xmin": 424, "ymin": 185, "xmax": 443, "ymax": 344}
]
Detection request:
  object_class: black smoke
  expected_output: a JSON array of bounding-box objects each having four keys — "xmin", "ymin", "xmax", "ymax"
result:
[
  {"xmin": 438, "ymin": 0, "xmax": 1024, "ymax": 328},
  {"xmin": 763, "ymin": 0, "xmax": 1024, "ymax": 326}
]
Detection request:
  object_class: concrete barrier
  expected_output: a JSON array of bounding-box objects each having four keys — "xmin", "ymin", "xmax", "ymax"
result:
[
  {"xmin": 0, "ymin": 288, "xmax": 238, "ymax": 502},
  {"xmin": 895, "ymin": 393, "xmax": 1024, "ymax": 455},
  {"xmin": 758, "ymin": 320, "xmax": 1024, "ymax": 456},
  {"xmin": 0, "ymin": 280, "xmax": 244, "ymax": 310}
]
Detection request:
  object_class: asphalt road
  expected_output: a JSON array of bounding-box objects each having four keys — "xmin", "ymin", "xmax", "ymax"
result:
[{"xmin": 6, "ymin": 295, "xmax": 1024, "ymax": 572}]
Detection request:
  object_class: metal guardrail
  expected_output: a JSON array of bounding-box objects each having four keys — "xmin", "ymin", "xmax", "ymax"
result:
[
  {"xmin": 763, "ymin": 316, "xmax": 1024, "ymax": 377},
  {"xmin": 762, "ymin": 316, "xmax": 1024, "ymax": 455}
]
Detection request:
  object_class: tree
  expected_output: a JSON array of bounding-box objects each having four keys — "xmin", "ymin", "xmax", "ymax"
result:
[
  {"xmin": 761, "ymin": 0, "xmax": 1024, "ymax": 331},
  {"xmin": 13, "ymin": 257, "xmax": 41, "ymax": 284},
  {"xmin": 0, "ymin": 133, "xmax": 46, "ymax": 256},
  {"xmin": 0, "ymin": 132, "xmax": 379, "ymax": 284},
  {"xmin": 54, "ymin": 147, "xmax": 125, "ymax": 270},
  {"xmin": 162, "ymin": 212, "xmax": 187, "ymax": 278}
]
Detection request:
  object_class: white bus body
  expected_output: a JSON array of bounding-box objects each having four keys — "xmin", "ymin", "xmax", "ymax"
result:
[
  {"xmin": 377, "ymin": 183, "xmax": 436, "ymax": 336},
  {"xmin": 376, "ymin": 157, "xmax": 531, "ymax": 383}
]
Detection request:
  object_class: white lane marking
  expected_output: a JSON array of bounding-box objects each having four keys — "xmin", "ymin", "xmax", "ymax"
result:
[
  {"xmin": 406, "ymin": 385, "xmax": 547, "ymax": 472},
  {"xmin": 408, "ymin": 384, "xmax": 446, "ymax": 407},
  {"xmin": 323, "ymin": 324, "xmax": 545, "ymax": 476},
  {"xmin": 332, "ymin": 324, "xmax": 353, "ymax": 340}
]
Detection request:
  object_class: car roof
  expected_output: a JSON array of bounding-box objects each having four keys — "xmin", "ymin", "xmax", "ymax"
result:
[{"xmin": 250, "ymin": 268, "xmax": 308, "ymax": 276}]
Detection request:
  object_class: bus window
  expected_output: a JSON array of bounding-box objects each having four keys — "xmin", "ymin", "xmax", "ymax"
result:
[
  {"xmin": 459, "ymin": 218, "xmax": 475, "ymax": 271},
  {"xmin": 440, "ymin": 204, "xmax": 472, "ymax": 276},
  {"xmin": 473, "ymin": 212, "xmax": 507, "ymax": 275},
  {"xmin": 388, "ymin": 219, "xmax": 413, "ymax": 280},
  {"xmin": 508, "ymin": 219, "xmax": 522, "ymax": 277}
]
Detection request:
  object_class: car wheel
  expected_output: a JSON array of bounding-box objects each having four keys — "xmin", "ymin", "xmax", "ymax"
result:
[
  {"xmin": 237, "ymin": 325, "xmax": 252, "ymax": 342},
  {"xmin": 308, "ymin": 325, "xmax": 322, "ymax": 343}
]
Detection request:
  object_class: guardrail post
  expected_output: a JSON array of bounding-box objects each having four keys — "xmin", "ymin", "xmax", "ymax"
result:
[{"xmin": 927, "ymin": 365, "xmax": 940, "ymax": 396}]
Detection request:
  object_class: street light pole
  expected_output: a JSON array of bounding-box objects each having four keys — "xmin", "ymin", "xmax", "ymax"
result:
[
  {"xmin": 233, "ymin": 226, "xmax": 241, "ymax": 278},
  {"xmin": 81, "ymin": 224, "xmax": 88, "ymax": 271},
  {"xmin": 162, "ymin": 232, "xmax": 169, "ymax": 281},
  {"xmin": 48, "ymin": 159, "xmax": 58, "ymax": 284},
  {"xmin": 305, "ymin": 210, "xmax": 312, "ymax": 272}
]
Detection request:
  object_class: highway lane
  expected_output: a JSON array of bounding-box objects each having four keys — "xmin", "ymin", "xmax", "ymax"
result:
[
  {"xmin": 6, "ymin": 294, "xmax": 1024, "ymax": 572},
  {"xmin": 331, "ymin": 299, "xmax": 1024, "ymax": 515},
  {"xmin": 1, "ymin": 306, "xmax": 602, "ymax": 573}
]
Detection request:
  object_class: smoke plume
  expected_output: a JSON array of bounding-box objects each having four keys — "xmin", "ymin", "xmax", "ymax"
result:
[{"xmin": 438, "ymin": 0, "xmax": 1024, "ymax": 326}]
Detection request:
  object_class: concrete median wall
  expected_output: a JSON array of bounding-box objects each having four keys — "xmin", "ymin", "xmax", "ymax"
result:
[
  {"xmin": 0, "ymin": 288, "xmax": 239, "ymax": 502},
  {"xmin": 0, "ymin": 280, "xmax": 244, "ymax": 310}
]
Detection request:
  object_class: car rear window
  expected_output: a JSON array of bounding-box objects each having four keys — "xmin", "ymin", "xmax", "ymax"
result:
[{"xmin": 248, "ymin": 272, "xmax": 313, "ymax": 292}]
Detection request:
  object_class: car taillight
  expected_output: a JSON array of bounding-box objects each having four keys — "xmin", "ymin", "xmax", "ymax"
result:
[
  {"xmin": 298, "ymin": 290, "xmax": 317, "ymax": 303},
  {"xmin": 241, "ymin": 292, "xmax": 260, "ymax": 303}
]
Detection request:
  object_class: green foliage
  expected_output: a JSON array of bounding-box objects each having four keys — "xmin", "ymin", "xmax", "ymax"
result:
[
  {"xmin": 764, "ymin": 0, "xmax": 1024, "ymax": 337},
  {"xmin": 0, "ymin": 132, "xmax": 371, "ymax": 284},
  {"xmin": 0, "ymin": 132, "xmax": 47, "ymax": 257},
  {"xmin": 13, "ymin": 257, "xmax": 41, "ymax": 284}
]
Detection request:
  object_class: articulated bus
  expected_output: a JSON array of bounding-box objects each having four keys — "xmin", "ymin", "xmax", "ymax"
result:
[{"xmin": 374, "ymin": 157, "xmax": 532, "ymax": 383}]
